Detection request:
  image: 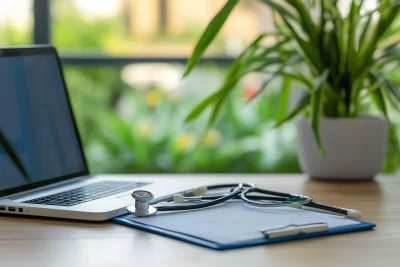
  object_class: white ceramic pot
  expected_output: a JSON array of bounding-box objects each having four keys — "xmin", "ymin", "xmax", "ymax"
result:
[{"xmin": 296, "ymin": 116, "xmax": 388, "ymax": 180}]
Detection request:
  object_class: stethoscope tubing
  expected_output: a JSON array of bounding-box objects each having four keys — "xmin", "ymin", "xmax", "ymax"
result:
[
  {"xmin": 303, "ymin": 202, "xmax": 349, "ymax": 216},
  {"xmin": 241, "ymin": 188, "xmax": 351, "ymax": 216},
  {"xmin": 199, "ymin": 195, "xmax": 289, "ymax": 202},
  {"xmin": 206, "ymin": 183, "xmax": 256, "ymax": 190},
  {"xmin": 240, "ymin": 187, "xmax": 312, "ymax": 207},
  {"xmin": 196, "ymin": 195, "xmax": 350, "ymax": 216},
  {"xmin": 156, "ymin": 183, "xmax": 244, "ymax": 212},
  {"xmin": 172, "ymin": 186, "xmax": 350, "ymax": 216}
]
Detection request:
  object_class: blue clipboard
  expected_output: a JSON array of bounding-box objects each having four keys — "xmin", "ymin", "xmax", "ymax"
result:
[{"xmin": 112, "ymin": 214, "xmax": 375, "ymax": 250}]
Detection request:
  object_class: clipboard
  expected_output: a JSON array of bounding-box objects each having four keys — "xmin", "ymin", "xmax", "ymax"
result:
[{"xmin": 112, "ymin": 203, "xmax": 375, "ymax": 250}]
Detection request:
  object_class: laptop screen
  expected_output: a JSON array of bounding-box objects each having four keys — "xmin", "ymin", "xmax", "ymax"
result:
[{"xmin": 0, "ymin": 47, "xmax": 87, "ymax": 197}]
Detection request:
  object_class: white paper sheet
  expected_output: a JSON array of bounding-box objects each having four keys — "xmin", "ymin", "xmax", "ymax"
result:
[{"xmin": 127, "ymin": 201, "xmax": 360, "ymax": 244}]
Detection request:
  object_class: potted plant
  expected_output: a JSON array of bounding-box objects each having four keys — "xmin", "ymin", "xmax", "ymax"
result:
[{"xmin": 183, "ymin": 0, "xmax": 400, "ymax": 180}]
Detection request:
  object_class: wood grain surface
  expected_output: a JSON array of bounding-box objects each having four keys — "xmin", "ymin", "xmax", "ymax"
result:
[{"xmin": 0, "ymin": 174, "xmax": 399, "ymax": 267}]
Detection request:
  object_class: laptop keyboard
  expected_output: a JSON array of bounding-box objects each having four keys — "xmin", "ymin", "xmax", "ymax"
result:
[{"xmin": 23, "ymin": 181, "xmax": 149, "ymax": 207}]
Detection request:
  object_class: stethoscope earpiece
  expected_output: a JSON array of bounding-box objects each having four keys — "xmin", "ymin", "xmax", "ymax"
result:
[
  {"xmin": 346, "ymin": 209, "xmax": 362, "ymax": 220},
  {"xmin": 173, "ymin": 194, "xmax": 185, "ymax": 203},
  {"xmin": 191, "ymin": 186, "xmax": 207, "ymax": 196}
]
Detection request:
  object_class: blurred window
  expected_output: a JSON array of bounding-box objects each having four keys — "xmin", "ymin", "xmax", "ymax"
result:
[{"xmin": 52, "ymin": 0, "xmax": 273, "ymax": 57}]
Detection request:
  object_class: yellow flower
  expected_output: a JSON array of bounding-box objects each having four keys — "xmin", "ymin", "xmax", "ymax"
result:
[
  {"xmin": 145, "ymin": 91, "xmax": 162, "ymax": 107},
  {"xmin": 202, "ymin": 129, "xmax": 221, "ymax": 147},
  {"xmin": 174, "ymin": 133, "xmax": 195, "ymax": 151},
  {"xmin": 136, "ymin": 121, "xmax": 154, "ymax": 137}
]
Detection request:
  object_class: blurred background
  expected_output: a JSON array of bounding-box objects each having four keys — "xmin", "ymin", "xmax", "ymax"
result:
[{"xmin": 1, "ymin": 0, "xmax": 399, "ymax": 174}]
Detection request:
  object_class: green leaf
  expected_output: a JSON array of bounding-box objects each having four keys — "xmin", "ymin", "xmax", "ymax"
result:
[
  {"xmin": 356, "ymin": 7, "xmax": 400, "ymax": 76},
  {"xmin": 182, "ymin": 0, "xmax": 239, "ymax": 78},
  {"xmin": 248, "ymin": 54, "xmax": 303, "ymax": 101},
  {"xmin": 370, "ymin": 86, "xmax": 388, "ymax": 117},
  {"xmin": 384, "ymin": 77, "xmax": 400, "ymax": 104},
  {"xmin": 274, "ymin": 92, "xmax": 311, "ymax": 128},
  {"xmin": 369, "ymin": 72, "xmax": 389, "ymax": 117},
  {"xmin": 244, "ymin": 56, "xmax": 284, "ymax": 74},
  {"xmin": 278, "ymin": 71, "xmax": 313, "ymax": 88},
  {"xmin": 238, "ymin": 33, "xmax": 273, "ymax": 72},
  {"xmin": 359, "ymin": 14, "xmax": 373, "ymax": 48},
  {"xmin": 381, "ymin": 83, "xmax": 400, "ymax": 113},
  {"xmin": 261, "ymin": 0, "xmax": 297, "ymax": 20},
  {"xmin": 370, "ymin": 70, "xmax": 400, "ymax": 104},
  {"xmin": 208, "ymin": 95, "xmax": 227, "ymax": 127},
  {"xmin": 345, "ymin": 0, "xmax": 360, "ymax": 73},
  {"xmin": 276, "ymin": 77, "xmax": 292, "ymax": 122},
  {"xmin": 280, "ymin": 15, "xmax": 322, "ymax": 71},
  {"xmin": 311, "ymin": 70, "xmax": 329, "ymax": 154},
  {"xmin": 319, "ymin": 0, "xmax": 326, "ymax": 59},
  {"xmin": 185, "ymin": 32, "xmax": 272, "ymax": 123},
  {"xmin": 184, "ymin": 88, "xmax": 226, "ymax": 123},
  {"xmin": 360, "ymin": 2, "xmax": 400, "ymax": 19},
  {"xmin": 329, "ymin": 11, "xmax": 346, "ymax": 74},
  {"xmin": 248, "ymin": 38, "xmax": 289, "ymax": 64},
  {"xmin": 241, "ymin": 33, "xmax": 270, "ymax": 60},
  {"xmin": 289, "ymin": 0, "xmax": 319, "ymax": 45},
  {"xmin": 324, "ymin": 27, "xmax": 340, "ymax": 74},
  {"xmin": 375, "ymin": 45, "xmax": 400, "ymax": 68},
  {"xmin": 204, "ymin": 76, "xmax": 241, "ymax": 126},
  {"xmin": 0, "ymin": 130, "xmax": 30, "ymax": 181},
  {"xmin": 378, "ymin": 35, "xmax": 400, "ymax": 51},
  {"xmin": 185, "ymin": 33, "xmax": 272, "ymax": 124}
]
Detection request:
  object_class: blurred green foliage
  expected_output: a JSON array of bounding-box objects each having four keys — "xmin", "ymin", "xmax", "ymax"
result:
[
  {"xmin": 50, "ymin": 1, "xmax": 301, "ymax": 174},
  {"xmin": 0, "ymin": 1, "xmax": 399, "ymax": 174},
  {"xmin": 0, "ymin": 23, "xmax": 31, "ymax": 46},
  {"xmin": 63, "ymin": 64, "xmax": 301, "ymax": 174}
]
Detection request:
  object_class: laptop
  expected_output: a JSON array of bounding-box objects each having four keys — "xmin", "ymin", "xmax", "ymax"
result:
[{"xmin": 0, "ymin": 45, "xmax": 194, "ymax": 221}]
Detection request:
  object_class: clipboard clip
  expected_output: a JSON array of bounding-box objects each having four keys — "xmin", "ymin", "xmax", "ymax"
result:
[{"xmin": 261, "ymin": 222, "xmax": 329, "ymax": 238}]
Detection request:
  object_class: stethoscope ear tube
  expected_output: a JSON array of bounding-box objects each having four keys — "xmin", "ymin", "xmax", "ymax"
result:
[
  {"xmin": 156, "ymin": 183, "xmax": 244, "ymax": 212},
  {"xmin": 241, "ymin": 187, "xmax": 313, "ymax": 207},
  {"xmin": 206, "ymin": 183, "xmax": 256, "ymax": 190},
  {"xmin": 303, "ymin": 202, "xmax": 362, "ymax": 219}
]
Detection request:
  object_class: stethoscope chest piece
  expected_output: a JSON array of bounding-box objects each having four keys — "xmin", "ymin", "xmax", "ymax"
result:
[{"xmin": 127, "ymin": 190, "xmax": 158, "ymax": 217}]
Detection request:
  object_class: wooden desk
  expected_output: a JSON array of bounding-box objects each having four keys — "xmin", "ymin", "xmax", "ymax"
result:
[{"xmin": 0, "ymin": 174, "xmax": 399, "ymax": 267}]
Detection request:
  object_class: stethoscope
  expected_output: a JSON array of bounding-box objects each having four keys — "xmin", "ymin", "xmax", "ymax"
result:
[{"xmin": 126, "ymin": 183, "xmax": 362, "ymax": 219}]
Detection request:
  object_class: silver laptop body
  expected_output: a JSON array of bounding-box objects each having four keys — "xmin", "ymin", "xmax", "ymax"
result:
[{"xmin": 0, "ymin": 46, "xmax": 192, "ymax": 221}]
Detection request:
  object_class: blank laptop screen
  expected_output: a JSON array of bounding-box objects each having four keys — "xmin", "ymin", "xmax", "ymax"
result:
[{"xmin": 0, "ymin": 52, "xmax": 86, "ymax": 195}]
